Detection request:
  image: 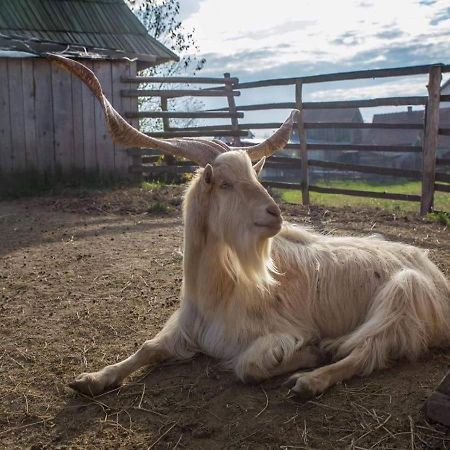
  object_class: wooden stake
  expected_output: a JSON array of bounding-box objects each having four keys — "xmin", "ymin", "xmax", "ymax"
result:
[
  {"xmin": 161, "ymin": 97, "xmax": 176, "ymax": 179},
  {"xmin": 420, "ymin": 66, "xmax": 441, "ymax": 215},
  {"xmin": 224, "ymin": 73, "xmax": 241, "ymax": 146},
  {"xmin": 295, "ymin": 81, "xmax": 310, "ymax": 206}
]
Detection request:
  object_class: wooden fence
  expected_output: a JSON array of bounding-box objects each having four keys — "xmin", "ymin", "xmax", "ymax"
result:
[{"xmin": 123, "ymin": 63, "xmax": 450, "ymax": 215}]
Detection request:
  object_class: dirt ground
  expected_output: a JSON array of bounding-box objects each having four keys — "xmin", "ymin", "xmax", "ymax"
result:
[{"xmin": 1, "ymin": 186, "xmax": 449, "ymax": 449}]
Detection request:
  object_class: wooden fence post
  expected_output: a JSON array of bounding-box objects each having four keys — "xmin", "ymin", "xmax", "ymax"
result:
[
  {"xmin": 224, "ymin": 73, "xmax": 241, "ymax": 145},
  {"xmin": 295, "ymin": 80, "xmax": 310, "ymax": 206},
  {"xmin": 128, "ymin": 62, "xmax": 142, "ymax": 181},
  {"xmin": 420, "ymin": 65, "xmax": 441, "ymax": 215},
  {"xmin": 160, "ymin": 96, "xmax": 176, "ymax": 181}
]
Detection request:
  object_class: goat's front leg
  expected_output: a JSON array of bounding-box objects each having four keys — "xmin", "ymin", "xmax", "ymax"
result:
[
  {"xmin": 234, "ymin": 333, "xmax": 324, "ymax": 383},
  {"xmin": 69, "ymin": 311, "xmax": 194, "ymax": 396}
]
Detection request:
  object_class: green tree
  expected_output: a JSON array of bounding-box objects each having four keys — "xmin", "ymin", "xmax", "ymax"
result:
[
  {"xmin": 125, "ymin": 0, "xmax": 205, "ymax": 76},
  {"xmin": 125, "ymin": 0, "xmax": 206, "ymax": 132}
]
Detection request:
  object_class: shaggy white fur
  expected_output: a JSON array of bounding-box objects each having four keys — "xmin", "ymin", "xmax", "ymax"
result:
[{"xmin": 70, "ymin": 151, "xmax": 450, "ymax": 399}]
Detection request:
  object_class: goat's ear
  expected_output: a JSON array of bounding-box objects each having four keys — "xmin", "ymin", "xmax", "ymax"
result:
[
  {"xmin": 253, "ymin": 157, "xmax": 266, "ymax": 176},
  {"xmin": 203, "ymin": 164, "xmax": 214, "ymax": 184}
]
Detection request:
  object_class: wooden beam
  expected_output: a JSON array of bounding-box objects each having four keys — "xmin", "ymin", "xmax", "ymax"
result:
[
  {"xmin": 421, "ymin": 66, "xmax": 442, "ymax": 215},
  {"xmin": 284, "ymin": 143, "xmax": 423, "ymax": 153},
  {"xmin": 125, "ymin": 111, "xmax": 244, "ymax": 119},
  {"xmin": 436, "ymin": 158, "xmax": 450, "ymax": 166},
  {"xmin": 0, "ymin": 59, "xmax": 13, "ymax": 175},
  {"xmin": 214, "ymin": 97, "xmax": 427, "ymax": 111},
  {"xmin": 130, "ymin": 164, "xmax": 198, "ymax": 175},
  {"xmin": 302, "ymin": 97, "xmax": 427, "ymax": 109},
  {"xmin": 146, "ymin": 130, "xmax": 248, "ymax": 138},
  {"xmin": 224, "ymin": 72, "xmax": 242, "ymax": 145},
  {"xmin": 304, "ymin": 122, "xmax": 424, "ymax": 130},
  {"xmin": 434, "ymin": 183, "xmax": 450, "ymax": 193},
  {"xmin": 436, "ymin": 172, "xmax": 450, "ymax": 183},
  {"xmin": 308, "ymin": 159, "xmax": 422, "ymax": 179},
  {"xmin": 296, "ymin": 81, "xmax": 309, "ymax": 205},
  {"xmin": 236, "ymin": 64, "xmax": 450, "ymax": 89},
  {"xmin": 309, "ymin": 185, "xmax": 421, "ymax": 202},
  {"xmin": 160, "ymin": 97, "xmax": 176, "ymax": 175},
  {"xmin": 169, "ymin": 122, "xmax": 424, "ymax": 132},
  {"xmin": 212, "ymin": 102, "xmax": 296, "ymax": 111},
  {"xmin": 121, "ymin": 75, "xmax": 239, "ymax": 85},
  {"xmin": 261, "ymin": 180, "xmax": 421, "ymax": 202},
  {"xmin": 121, "ymin": 89, "xmax": 240, "ymax": 98},
  {"xmin": 262, "ymin": 181, "xmax": 303, "ymax": 190}
]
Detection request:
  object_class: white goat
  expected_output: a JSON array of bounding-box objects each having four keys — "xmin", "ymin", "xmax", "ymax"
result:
[{"xmin": 51, "ymin": 56, "xmax": 450, "ymax": 399}]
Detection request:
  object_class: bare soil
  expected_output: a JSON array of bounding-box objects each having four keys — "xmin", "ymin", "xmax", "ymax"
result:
[{"xmin": 1, "ymin": 186, "xmax": 449, "ymax": 449}]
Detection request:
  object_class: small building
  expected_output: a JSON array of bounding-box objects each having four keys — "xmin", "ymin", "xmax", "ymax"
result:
[
  {"xmin": 354, "ymin": 106, "xmax": 450, "ymax": 173},
  {"xmin": 305, "ymin": 108, "xmax": 364, "ymax": 144},
  {"xmin": 0, "ymin": 0, "xmax": 178, "ymax": 183},
  {"xmin": 368, "ymin": 107, "xmax": 424, "ymax": 147},
  {"xmin": 441, "ymin": 77, "xmax": 450, "ymax": 107}
]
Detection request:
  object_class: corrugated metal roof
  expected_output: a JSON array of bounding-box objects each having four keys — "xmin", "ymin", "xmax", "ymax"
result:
[{"xmin": 0, "ymin": 0, "xmax": 178, "ymax": 67}]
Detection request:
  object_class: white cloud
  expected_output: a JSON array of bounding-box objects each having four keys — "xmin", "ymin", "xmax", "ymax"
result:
[
  {"xmin": 180, "ymin": 0, "xmax": 450, "ymax": 124},
  {"xmin": 185, "ymin": 0, "xmax": 450, "ymax": 74}
]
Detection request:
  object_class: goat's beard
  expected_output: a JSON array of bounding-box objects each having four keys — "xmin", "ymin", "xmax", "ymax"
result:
[{"xmin": 220, "ymin": 229, "xmax": 279, "ymax": 292}]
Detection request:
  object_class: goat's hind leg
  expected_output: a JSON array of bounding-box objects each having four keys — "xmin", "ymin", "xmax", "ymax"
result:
[
  {"xmin": 69, "ymin": 311, "xmax": 194, "ymax": 396},
  {"xmin": 286, "ymin": 268, "xmax": 446, "ymax": 400}
]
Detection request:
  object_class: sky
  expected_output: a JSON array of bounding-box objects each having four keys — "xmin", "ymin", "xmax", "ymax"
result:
[{"xmin": 176, "ymin": 0, "xmax": 450, "ymax": 127}]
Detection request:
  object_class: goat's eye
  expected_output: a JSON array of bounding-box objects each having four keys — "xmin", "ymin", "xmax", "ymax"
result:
[{"xmin": 220, "ymin": 182, "xmax": 232, "ymax": 190}]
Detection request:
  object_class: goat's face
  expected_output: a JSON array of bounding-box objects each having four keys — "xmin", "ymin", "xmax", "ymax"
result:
[{"xmin": 203, "ymin": 151, "xmax": 282, "ymax": 247}]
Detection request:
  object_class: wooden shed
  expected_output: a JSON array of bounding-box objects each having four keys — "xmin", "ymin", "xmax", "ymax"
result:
[{"xmin": 0, "ymin": 0, "xmax": 178, "ymax": 185}]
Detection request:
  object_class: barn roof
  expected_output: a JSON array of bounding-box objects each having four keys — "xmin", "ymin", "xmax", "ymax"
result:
[{"xmin": 0, "ymin": 0, "xmax": 178, "ymax": 69}]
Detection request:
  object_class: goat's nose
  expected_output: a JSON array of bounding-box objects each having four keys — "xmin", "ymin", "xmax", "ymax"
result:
[{"xmin": 266, "ymin": 204, "xmax": 281, "ymax": 218}]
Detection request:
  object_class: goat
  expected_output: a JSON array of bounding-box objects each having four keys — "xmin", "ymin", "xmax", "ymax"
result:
[{"xmin": 50, "ymin": 55, "xmax": 450, "ymax": 399}]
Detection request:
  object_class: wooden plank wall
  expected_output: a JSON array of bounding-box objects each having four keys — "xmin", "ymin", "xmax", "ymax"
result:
[{"xmin": 0, "ymin": 57, "xmax": 136, "ymax": 179}]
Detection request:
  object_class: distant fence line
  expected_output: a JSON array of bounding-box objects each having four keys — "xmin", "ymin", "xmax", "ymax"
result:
[
  {"xmin": 1, "ymin": 59, "xmax": 449, "ymax": 213},
  {"xmin": 122, "ymin": 63, "xmax": 450, "ymax": 215}
]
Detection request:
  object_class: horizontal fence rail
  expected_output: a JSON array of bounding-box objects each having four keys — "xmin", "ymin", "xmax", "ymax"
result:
[
  {"xmin": 235, "ymin": 64, "xmax": 450, "ymax": 89},
  {"xmin": 213, "ymin": 96, "xmax": 429, "ymax": 111},
  {"xmin": 121, "ymin": 89, "xmax": 240, "ymax": 98},
  {"xmin": 286, "ymin": 143, "xmax": 423, "ymax": 153},
  {"xmin": 122, "ymin": 63, "xmax": 450, "ymax": 214},
  {"xmin": 168, "ymin": 122, "xmax": 425, "ymax": 132},
  {"xmin": 121, "ymin": 75, "xmax": 239, "ymax": 85},
  {"xmin": 124, "ymin": 111, "xmax": 244, "ymax": 119}
]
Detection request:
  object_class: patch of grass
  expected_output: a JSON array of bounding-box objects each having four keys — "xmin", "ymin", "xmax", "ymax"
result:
[
  {"xmin": 430, "ymin": 211, "xmax": 450, "ymax": 227},
  {"xmin": 148, "ymin": 202, "xmax": 168, "ymax": 214},
  {"xmin": 275, "ymin": 180, "xmax": 450, "ymax": 213},
  {"xmin": 140, "ymin": 180, "xmax": 164, "ymax": 191}
]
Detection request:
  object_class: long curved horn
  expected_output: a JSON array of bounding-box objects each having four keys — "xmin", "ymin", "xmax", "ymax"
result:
[
  {"xmin": 47, "ymin": 54, "xmax": 226, "ymax": 166},
  {"xmin": 237, "ymin": 109, "xmax": 299, "ymax": 161}
]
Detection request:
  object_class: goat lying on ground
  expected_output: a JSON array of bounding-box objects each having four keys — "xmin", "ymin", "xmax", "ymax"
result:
[{"xmin": 50, "ymin": 55, "xmax": 450, "ymax": 399}]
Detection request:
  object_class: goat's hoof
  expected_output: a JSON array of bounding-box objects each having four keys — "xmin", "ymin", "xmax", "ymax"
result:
[
  {"xmin": 291, "ymin": 380, "xmax": 315, "ymax": 400},
  {"xmin": 68, "ymin": 372, "xmax": 112, "ymax": 396},
  {"xmin": 284, "ymin": 374, "xmax": 317, "ymax": 401}
]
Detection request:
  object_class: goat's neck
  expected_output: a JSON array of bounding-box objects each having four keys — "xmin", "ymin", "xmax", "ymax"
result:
[
  {"xmin": 183, "ymin": 224, "xmax": 235, "ymax": 312},
  {"xmin": 181, "ymin": 176, "xmax": 274, "ymax": 315}
]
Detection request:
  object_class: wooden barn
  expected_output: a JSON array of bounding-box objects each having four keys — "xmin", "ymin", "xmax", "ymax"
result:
[{"xmin": 0, "ymin": 0, "xmax": 178, "ymax": 184}]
